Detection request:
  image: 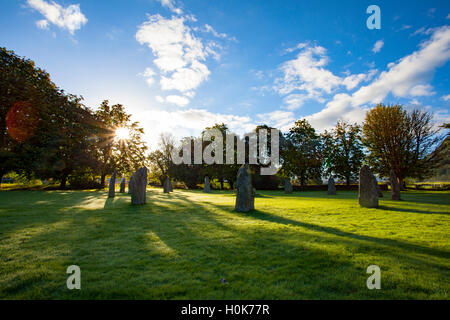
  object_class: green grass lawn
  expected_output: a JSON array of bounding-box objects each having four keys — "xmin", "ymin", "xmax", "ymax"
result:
[{"xmin": 0, "ymin": 188, "xmax": 449, "ymax": 299}]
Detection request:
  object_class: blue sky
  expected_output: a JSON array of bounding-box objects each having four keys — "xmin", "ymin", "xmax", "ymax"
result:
[{"xmin": 1, "ymin": 0, "xmax": 449, "ymax": 149}]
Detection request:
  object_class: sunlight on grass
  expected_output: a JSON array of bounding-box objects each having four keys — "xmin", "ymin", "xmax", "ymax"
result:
[{"xmin": 0, "ymin": 189, "xmax": 448, "ymax": 299}]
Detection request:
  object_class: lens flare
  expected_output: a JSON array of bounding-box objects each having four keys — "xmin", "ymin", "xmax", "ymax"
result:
[{"xmin": 6, "ymin": 102, "xmax": 39, "ymax": 142}]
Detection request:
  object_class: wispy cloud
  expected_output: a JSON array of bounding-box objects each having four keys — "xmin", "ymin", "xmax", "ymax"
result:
[
  {"xmin": 27, "ymin": 0, "xmax": 87, "ymax": 34},
  {"xmin": 158, "ymin": 0, "xmax": 182, "ymax": 15},
  {"xmin": 306, "ymin": 26, "xmax": 450, "ymax": 130},
  {"xmin": 442, "ymin": 94, "xmax": 450, "ymax": 101},
  {"xmin": 203, "ymin": 24, "xmax": 237, "ymax": 42},
  {"xmin": 274, "ymin": 43, "xmax": 376, "ymax": 109},
  {"xmin": 372, "ymin": 40, "xmax": 384, "ymax": 53}
]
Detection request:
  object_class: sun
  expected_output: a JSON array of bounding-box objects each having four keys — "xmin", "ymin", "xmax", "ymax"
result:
[{"xmin": 115, "ymin": 127, "xmax": 130, "ymax": 140}]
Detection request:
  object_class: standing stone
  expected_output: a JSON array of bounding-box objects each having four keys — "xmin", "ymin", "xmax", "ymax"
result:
[
  {"xmin": 327, "ymin": 177, "xmax": 336, "ymax": 195},
  {"xmin": 119, "ymin": 177, "xmax": 126, "ymax": 193},
  {"xmin": 108, "ymin": 171, "xmax": 116, "ymax": 198},
  {"xmin": 372, "ymin": 175, "xmax": 383, "ymax": 198},
  {"xmin": 130, "ymin": 167, "xmax": 147, "ymax": 205},
  {"xmin": 235, "ymin": 164, "xmax": 255, "ymax": 212},
  {"xmin": 204, "ymin": 176, "xmax": 211, "ymax": 193},
  {"xmin": 284, "ymin": 180, "xmax": 293, "ymax": 194},
  {"xmin": 128, "ymin": 176, "xmax": 133, "ymax": 194},
  {"xmin": 358, "ymin": 165, "xmax": 379, "ymax": 208},
  {"xmin": 163, "ymin": 177, "xmax": 171, "ymax": 193},
  {"xmin": 390, "ymin": 170, "xmax": 401, "ymax": 201}
]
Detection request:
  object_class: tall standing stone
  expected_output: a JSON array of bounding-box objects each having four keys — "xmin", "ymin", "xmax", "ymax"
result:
[
  {"xmin": 390, "ymin": 169, "xmax": 401, "ymax": 201},
  {"xmin": 128, "ymin": 176, "xmax": 133, "ymax": 194},
  {"xmin": 327, "ymin": 177, "xmax": 337, "ymax": 195},
  {"xmin": 372, "ymin": 175, "xmax": 383, "ymax": 198},
  {"xmin": 284, "ymin": 180, "xmax": 293, "ymax": 194},
  {"xmin": 204, "ymin": 176, "xmax": 211, "ymax": 193},
  {"xmin": 163, "ymin": 177, "xmax": 171, "ymax": 193},
  {"xmin": 130, "ymin": 167, "xmax": 147, "ymax": 205},
  {"xmin": 235, "ymin": 164, "xmax": 254, "ymax": 212},
  {"xmin": 119, "ymin": 177, "xmax": 126, "ymax": 193},
  {"xmin": 108, "ymin": 171, "xmax": 116, "ymax": 198},
  {"xmin": 358, "ymin": 165, "xmax": 379, "ymax": 208}
]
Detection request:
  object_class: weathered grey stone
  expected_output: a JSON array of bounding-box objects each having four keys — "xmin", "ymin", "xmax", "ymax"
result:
[
  {"xmin": 108, "ymin": 171, "xmax": 116, "ymax": 198},
  {"xmin": 119, "ymin": 177, "xmax": 126, "ymax": 193},
  {"xmin": 163, "ymin": 177, "xmax": 171, "ymax": 193},
  {"xmin": 358, "ymin": 165, "xmax": 379, "ymax": 208},
  {"xmin": 284, "ymin": 180, "xmax": 293, "ymax": 194},
  {"xmin": 130, "ymin": 167, "xmax": 147, "ymax": 205},
  {"xmin": 372, "ymin": 175, "xmax": 383, "ymax": 198},
  {"xmin": 390, "ymin": 170, "xmax": 401, "ymax": 201},
  {"xmin": 128, "ymin": 176, "xmax": 133, "ymax": 194},
  {"xmin": 327, "ymin": 177, "xmax": 336, "ymax": 195},
  {"xmin": 235, "ymin": 164, "xmax": 254, "ymax": 212},
  {"xmin": 204, "ymin": 176, "xmax": 211, "ymax": 193}
]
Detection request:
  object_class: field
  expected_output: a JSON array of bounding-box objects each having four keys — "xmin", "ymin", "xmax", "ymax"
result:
[{"xmin": 0, "ymin": 188, "xmax": 449, "ymax": 299}]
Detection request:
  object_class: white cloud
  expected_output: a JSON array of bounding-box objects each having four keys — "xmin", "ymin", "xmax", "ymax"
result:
[
  {"xmin": 372, "ymin": 40, "xmax": 384, "ymax": 53},
  {"xmin": 447, "ymin": 13, "xmax": 450, "ymax": 19},
  {"xmin": 138, "ymin": 108, "xmax": 257, "ymax": 149},
  {"xmin": 256, "ymin": 110, "xmax": 295, "ymax": 131},
  {"xmin": 165, "ymin": 95, "xmax": 190, "ymax": 106},
  {"xmin": 136, "ymin": 14, "xmax": 223, "ymax": 106},
  {"xmin": 158, "ymin": 0, "xmax": 183, "ymax": 15},
  {"xmin": 203, "ymin": 24, "xmax": 237, "ymax": 42},
  {"xmin": 275, "ymin": 43, "xmax": 375, "ymax": 107},
  {"xmin": 36, "ymin": 19, "xmax": 49, "ymax": 29},
  {"xmin": 304, "ymin": 26, "xmax": 450, "ymax": 131},
  {"xmin": 442, "ymin": 94, "xmax": 450, "ymax": 101},
  {"xmin": 409, "ymin": 84, "xmax": 435, "ymax": 96},
  {"xmin": 27, "ymin": 0, "xmax": 87, "ymax": 34}
]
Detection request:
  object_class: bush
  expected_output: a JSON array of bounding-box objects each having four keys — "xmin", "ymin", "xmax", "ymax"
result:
[
  {"xmin": 252, "ymin": 174, "xmax": 282, "ymax": 190},
  {"xmin": 68, "ymin": 170, "xmax": 101, "ymax": 189}
]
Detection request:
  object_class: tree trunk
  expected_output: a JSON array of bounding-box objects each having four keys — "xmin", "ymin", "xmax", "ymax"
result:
[
  {"xmin": 100, "ymin": 173, "xmax": 107, "ymax": 189},
  {"xmin": 60, "ymin": 173, "xmax": 68, "ymax": 189},
  {"xmin": 346, "ymin": 177, "xmax": 350, "ymax": 188},
  {"xmin": 398, "ymin": 177, "xmax": 405, "ymax": 191},
  {"xmin": 220, "ymin": 178, "xmax": 224, "ymax": 190}
]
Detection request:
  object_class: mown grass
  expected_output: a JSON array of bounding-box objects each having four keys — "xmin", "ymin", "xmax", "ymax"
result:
[{"xmin": 0, "ymin": 188, "xmax": 449, "ymax": 299}]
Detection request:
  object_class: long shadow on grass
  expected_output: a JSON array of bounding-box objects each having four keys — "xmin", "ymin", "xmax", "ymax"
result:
[
  {"xmin": 1, "ymin": 189, "xmax": 446, "ymax": 299},
  {"xmin": 377, "ymin": 205, "xmax": 448, "ymax": 215},
  {"xmin": 207, "ymin": 203, "xmax": 450, "ymax": 261}
]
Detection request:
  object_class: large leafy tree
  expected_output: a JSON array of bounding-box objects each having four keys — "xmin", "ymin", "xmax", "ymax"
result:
[
  {"xmin": 94, "ymin": 100, "xmax": 147, "ymax": 187},
  {"xmin": 362, "ymin": 104, "xmax": 441, "ymax": 188},
  {"xmin": 282, "ymin": 119, "xmax": 323, "ymax": 186},
  {"xmin": 322, "ymin": 121, "xmax": 364, "ymax": 186},
  {"xmin": 0, "ymin": 47, "xmax": 99, "ymax": 188},
  {"xmin": 0, "ymin": 47, "xmax": 56, "ymax": 185}
]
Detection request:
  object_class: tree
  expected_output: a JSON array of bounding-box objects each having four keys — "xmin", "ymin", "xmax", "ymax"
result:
[
  {"xmin": 0, "ymin": 47, "xmax": 99, "ymax": 188},
  {"xmin": 322, "ymin": 121, "xmax": 364, "ymax": 186},
  {"xmin": 282, "ymin": 119, "xmax": 323, "ymax": 186},
  {"xmin": 0, "ymin": 48, "xmax": 58, "ymax": 186},
  {"xmin": 148, "ymin": 133, "xmax": 175, "ymax": 185},
  {"xmin": 362, "ymin": 104, "xmax": 441, "ymax": 188},
  {"xmin": 94, "ymin": 100, "xmax": 147, "ymax": 187}
]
